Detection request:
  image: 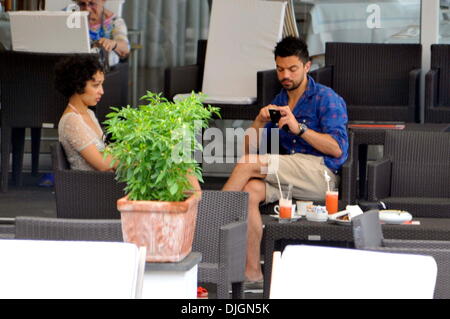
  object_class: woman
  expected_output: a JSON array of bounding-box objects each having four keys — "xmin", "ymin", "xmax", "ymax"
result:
[
  {"xmin": 74, "ymin": 0, "xmax": 130, "ymax": 62},
  {"xmin": 55, "ymin": 54, "xmax": 116, "ymax": 171}
]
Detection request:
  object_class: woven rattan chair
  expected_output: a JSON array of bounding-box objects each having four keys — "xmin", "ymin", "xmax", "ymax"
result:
[
  {"xmin": 425, "ymin": 44, "xmax": 450, "ymax": 123},
  {"xmin": 15, "ymin": 216, "xmax": 123, "ymax": 241},
  {"xmin": 352, "ymin": 211, "xmax": 450, "ymax": 299},
  {"xmin": 51, "ymin": 142, "xmax": 125, "ymax": 219},
  {"xmin": 194, "ymin": 190, "xmax": 248, "ymax": 299},
  {"xmin": 0, "ymin": 51, "xmax": 128, "ymax": 192},
  {"xmin": 367, "ymin": 130, "xmax": 450, "ymax": 218},
  {"xmin": 310, "ymin": 42, "xmax": 422, "ymax": 123},
  {"xmin": 164, "ymin": 40, "xmax": 281, "ymax": 120}
]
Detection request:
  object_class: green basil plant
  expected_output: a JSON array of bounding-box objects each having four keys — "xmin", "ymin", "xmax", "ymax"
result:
[{"xmin": 104, "ymin": 92, "xmax": 220, "ymax": 202}]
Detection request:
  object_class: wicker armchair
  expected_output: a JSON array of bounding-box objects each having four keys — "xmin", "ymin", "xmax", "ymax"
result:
[
  {"xmin": 425, "ymin": 44, "xmax": 450, "ymax": 123},
  {"xmin": 0, "ymin": 51, "xmax": 128, "ymax": 192},
  {"xmin": 164, "ymin": 40, "xmax": 281, "ymax": 120},
  {"xmin": 310, "ymin": 42, "xmax": 422, "ymax": 123},
  {"xmin": 15, "ymin": 216, "xmax": 123, "ymax": 241},
  {"xmin": 194, "ymin": 190, "xmax": 248, "ymax": 299},
  {"xmin": 352, "ymin": 211, "xmax": 450, "ymax": 299},
  {"xmin": 51, "ymin": 142, "xmax": 125, "ymax": 219},
  {"xmin": 367, "ymin": 130, "xmax": 450, "ymax": 218}
]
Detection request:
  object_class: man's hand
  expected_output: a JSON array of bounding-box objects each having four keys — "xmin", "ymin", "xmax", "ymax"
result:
[
  {"xmin": 255, "ymin": 104, "xmax": 278, "ymax": 125},
  {"xmin": 277, "ymin": 105, "xmax": 300, "ymax": 134}
]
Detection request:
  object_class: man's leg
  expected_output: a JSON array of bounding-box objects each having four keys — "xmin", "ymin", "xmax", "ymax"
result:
[
  {"xmin": 222, "ymin": 154, "xmax": 268, "ymax": 192},
  {"xmin": 242, "ymin": 179, "xmax": 266, "ymax": 281}
]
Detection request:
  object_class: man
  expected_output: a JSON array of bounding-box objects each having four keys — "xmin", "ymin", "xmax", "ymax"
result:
[{"xmin": 222, "ymin": 36, "xmax": 348, "ymax": 287}]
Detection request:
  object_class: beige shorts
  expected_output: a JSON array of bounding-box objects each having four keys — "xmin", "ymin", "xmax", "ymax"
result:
[{"xmin": 264, "ymin": 153, "xmax": 339, "ymax": 204}]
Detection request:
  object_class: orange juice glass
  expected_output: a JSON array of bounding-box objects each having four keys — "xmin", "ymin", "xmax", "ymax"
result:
[{"xmin": 325, "ymin": 190, "xmax": 339, "ymax": 214}]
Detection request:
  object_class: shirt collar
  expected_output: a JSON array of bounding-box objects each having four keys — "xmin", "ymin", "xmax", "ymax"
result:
[{"xmin": 280, "ymin": 75, "xmax": 317, "ymax": 104}]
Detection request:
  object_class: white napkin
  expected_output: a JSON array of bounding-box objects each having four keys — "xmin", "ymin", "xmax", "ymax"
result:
[{"xmin": 345, "ymin": 205, "xmax": 364, "ymax": 220}]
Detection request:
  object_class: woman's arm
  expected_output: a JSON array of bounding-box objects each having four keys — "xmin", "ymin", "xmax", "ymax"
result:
[{"xmin": 79, "ymin": 144, "xmax": 118, "ymax": 172}]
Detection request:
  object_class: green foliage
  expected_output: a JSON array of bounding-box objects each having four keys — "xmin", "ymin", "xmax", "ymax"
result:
[{"xmin": 104, "ymin": 92, "xmax": 220, "ymax": 201}]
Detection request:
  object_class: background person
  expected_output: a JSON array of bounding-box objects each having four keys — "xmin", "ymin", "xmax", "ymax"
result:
[
  {"xmin": 73, "ymin": 0, "xmax": 130, "ymax": 64},
  {"xmin": 222, "ymin": 36, "xmax": 349, "ymax": 289}
]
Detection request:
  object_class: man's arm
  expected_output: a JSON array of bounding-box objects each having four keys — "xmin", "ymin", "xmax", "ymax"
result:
[
  {"xmin": 277, "ymin": 105, "xmax": 344, "ymax": 158},
  {"xmin": 244, "ymin": 105, "xmax": 276, "ymax": 155}
]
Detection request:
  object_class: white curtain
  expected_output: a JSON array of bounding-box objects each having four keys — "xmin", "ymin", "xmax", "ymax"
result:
[{"xmin": 123, "ymin": 0, "xmax": 210, "ymax": 68}]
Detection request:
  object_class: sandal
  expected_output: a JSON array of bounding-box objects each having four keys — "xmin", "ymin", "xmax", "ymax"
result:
[{"xmin": 197, "ymin": 286, "xmax": 208, "ymax": 298}]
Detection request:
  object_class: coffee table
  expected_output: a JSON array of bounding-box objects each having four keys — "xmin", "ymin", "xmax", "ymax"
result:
[{"xmin": 262, "ymin": 215, "xmax": 450, "ymax": 298}]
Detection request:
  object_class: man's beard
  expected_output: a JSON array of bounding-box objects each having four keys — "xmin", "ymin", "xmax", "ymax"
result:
[{"xmin": 280, "ymin": 78, "xmax": 301, "ymax": 91}]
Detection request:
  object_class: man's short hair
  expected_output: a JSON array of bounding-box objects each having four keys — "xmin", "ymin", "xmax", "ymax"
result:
[{"xmin": 274, "ymin": 36, "xmax": 310, "ymax": 64}]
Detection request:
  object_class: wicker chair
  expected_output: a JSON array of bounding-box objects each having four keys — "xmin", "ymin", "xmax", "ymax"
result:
[
  {"xmin": 310, "ymin": 42, "xmax": 422, "ymax": 123},
  {"xmin": 194, "ymin": 190, "xmax": 248, "ymax": 299},
  {"xmin": 51, "ymin": 142, "xmax": 125, "ymax": 219},
  {"xmin": 352, "ymin": 211, "xmax": 450, "ymax": 299},
  {"xmin": 164, "ymin": 40, "xmax": 281, "ymax": 120},
  {"xmin": 0, "ymin": 51, "xmax": 128, "ymax": 192},
  {"xmin": 15, "ymin": 216, "xmax": 123, "ymax": 241},
  {"xmin": 367, "ymin": 130, "xmax": 450, "ymax": 218},
  {"xmin": 425, "ymin": 44, "xmax": 450, "ymax": 123}
]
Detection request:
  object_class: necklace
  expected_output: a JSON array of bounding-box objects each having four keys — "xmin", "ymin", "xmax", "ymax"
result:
[{"xmin": 68, "ymin": 103, "xmax": 88, "ymax": 115}]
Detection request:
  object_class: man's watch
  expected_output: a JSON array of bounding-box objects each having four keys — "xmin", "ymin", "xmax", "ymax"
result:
[{"xmin": 297, "ymin": 123, "xmax": 308, "ymax": 136}]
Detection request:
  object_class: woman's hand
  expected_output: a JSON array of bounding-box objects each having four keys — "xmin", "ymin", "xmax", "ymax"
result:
[{"xmin": 97, "ymin": 38, "xmax": 118, "ymax": 52}]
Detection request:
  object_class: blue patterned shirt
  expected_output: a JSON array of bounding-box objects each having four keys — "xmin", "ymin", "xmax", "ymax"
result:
[{"xmin": 264, "ymin": 76, "xmax": 348, "ymax": 173}]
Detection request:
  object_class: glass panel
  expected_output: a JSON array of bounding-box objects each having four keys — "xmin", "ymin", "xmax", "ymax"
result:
[
  {"xmin": 294, "ymin": 0, "xmax": 421, "ymax": 67},
  {"xmin": 440, "ymin": 0, "xmax": 450, "ymax": 43}
]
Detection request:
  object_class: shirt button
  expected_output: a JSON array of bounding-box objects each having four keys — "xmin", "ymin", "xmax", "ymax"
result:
[
  {"xmin": 293, "ymin": 139, "xmax": 296, "ymax": 143},
  {"xmin": 291, "ymin": 150, "xmax": 295, "ymax": 154}
]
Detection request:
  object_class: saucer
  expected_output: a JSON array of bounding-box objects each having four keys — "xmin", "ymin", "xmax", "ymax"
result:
[{"xmin": 270, "ymin": 215, "xmax": 301, "ymax": 222}]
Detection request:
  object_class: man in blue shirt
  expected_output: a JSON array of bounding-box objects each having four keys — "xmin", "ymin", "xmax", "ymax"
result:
[{"xmin": 222, "ymin": 36, "xmax": 348, "ymax": 286}]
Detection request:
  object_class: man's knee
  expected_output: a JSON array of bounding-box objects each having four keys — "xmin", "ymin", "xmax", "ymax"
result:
[{"xmin": 243, "ymin": 179, "xmax": 266, "ymax": 203}]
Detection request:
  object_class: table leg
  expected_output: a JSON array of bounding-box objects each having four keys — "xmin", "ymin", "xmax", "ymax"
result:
[{"xmin": 263, "ymin": 231, "xmax": 276, "ymax": 299}]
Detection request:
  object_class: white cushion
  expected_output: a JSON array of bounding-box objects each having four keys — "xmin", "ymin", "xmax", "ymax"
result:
[
  {"xmin": 270, "ymin": 245, "xmax": 437, "ymax": 299},
  {"xmin": 0, "ymin": 240, "xmax": 145, "ymax": 299},
  {"xmin": 201, "ymin": 0, "xmax": 285, "ymax": 102},
  {"xmin": 174, "ymin": 93, "xmax": 256, "ymax": 105}
]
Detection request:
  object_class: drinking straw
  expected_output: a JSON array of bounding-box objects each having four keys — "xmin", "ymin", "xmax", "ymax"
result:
[
  {"xmin": 275, "ymin": 171, "xmax": 283, "ymax": 200},
  {"xmin": 286, "ymin": 184, "xmax": 293, "ymax": 200},
  {"xmin": 324, "ymin": 170, "xmax": 331, "ymax": 192}
]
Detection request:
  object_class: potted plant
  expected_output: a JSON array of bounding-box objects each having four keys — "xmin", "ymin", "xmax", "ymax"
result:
[{"xmin": 104, "ymin": 92, "xmax": 220, "ymax": 262}]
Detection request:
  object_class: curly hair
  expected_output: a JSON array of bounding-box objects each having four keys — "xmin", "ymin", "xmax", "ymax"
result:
[
  {"xmin": 54, "ymin": 54, "xmax": 105, "ymax": 98},
  {"xmin": 274, "ymin": 36, "xmax": 310, "ymax": 64}
]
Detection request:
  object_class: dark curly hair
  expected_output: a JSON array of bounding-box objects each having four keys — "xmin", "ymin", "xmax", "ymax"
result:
[
  {"xmin": 274, "ymin": 36, "xmax": 310, "ymax": 64},
  {"xmin": 54, "ymin": 54, "xmax": 105, "ymax": 98}
]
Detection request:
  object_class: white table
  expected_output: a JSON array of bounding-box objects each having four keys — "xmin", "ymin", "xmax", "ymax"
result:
[
  {"xmin": 142, "ymin": 252, "xmax": 201, "ymax": 299},
  {"xmin": 296, "ymin": 0, "xmax": 421, "ymax": 56}
]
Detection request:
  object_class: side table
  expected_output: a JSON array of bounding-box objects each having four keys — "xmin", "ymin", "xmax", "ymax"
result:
[{"xmin": 142, "ymin": 252, "xmax": 202, "ymax": 299}]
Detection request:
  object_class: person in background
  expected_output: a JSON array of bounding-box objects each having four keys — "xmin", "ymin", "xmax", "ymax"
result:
[
  {"xmin": 55, "ymin": 54, "xmax": 117, "ymax": 171},
  {"xmin": 73, "ymin": 0, "xmax": 130, "ymax": 64},
  {"xmin": 222, "ymin": 36, "xmax": 349, "ymax": 291}
]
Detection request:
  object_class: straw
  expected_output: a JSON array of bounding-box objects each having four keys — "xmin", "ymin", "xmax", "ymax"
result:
[
  {"xmin": 275, "ymin": 172, "xmax": 283, "ymax": 200},
  {"xmin": 324, "ymin": 170, "xmax": 331, "ymax": 192},
  {"xmin": 286, "ymin": 184, "xmax": 293, "ymax": 201}
]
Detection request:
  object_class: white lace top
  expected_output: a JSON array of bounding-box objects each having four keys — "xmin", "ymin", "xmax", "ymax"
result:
[{"xmin": 58, "ymin": 110, "xmax": 105, "ymax": 171}]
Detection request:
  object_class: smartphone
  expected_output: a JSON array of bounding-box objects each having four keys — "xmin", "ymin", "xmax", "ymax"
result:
[{"xmin": 269, "ymin": 108, "xmax": 282, "ymax": 124}]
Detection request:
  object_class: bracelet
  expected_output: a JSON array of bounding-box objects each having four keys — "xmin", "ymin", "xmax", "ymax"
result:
[{"xmin": 112, "ymin": 41, "xmax": 118, "ymax": 51}]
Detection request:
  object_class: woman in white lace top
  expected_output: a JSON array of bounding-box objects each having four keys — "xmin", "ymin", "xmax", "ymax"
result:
[{"xmin": 55, "ymin": 54, "xmax": 117, "ymax": 171}]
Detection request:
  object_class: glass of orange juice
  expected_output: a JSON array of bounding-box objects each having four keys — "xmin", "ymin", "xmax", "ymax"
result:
[{"xmin": 325, "ymin": 189, "xmax": 339, "ymax": 215}]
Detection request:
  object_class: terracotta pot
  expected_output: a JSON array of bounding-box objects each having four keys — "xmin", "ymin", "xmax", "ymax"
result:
[{"xmin": 117, "ymin": 192, "xmax": 201, "ymax": 262}]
